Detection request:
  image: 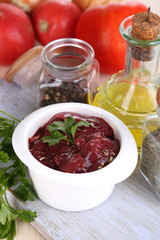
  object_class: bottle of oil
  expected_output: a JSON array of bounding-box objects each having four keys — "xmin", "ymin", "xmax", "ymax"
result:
[{"xmin": 91, "ymin": 11, "xmax": 160, "ymax": 151}]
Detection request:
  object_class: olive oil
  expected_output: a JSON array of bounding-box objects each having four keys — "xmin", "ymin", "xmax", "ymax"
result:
[
  {"xmin": 92, "ymin": 70, "xmax": 158, "ymax": 150},
  {"xmin": 90, "ymin": 14, "xmax": 160, "ymax": 151}
]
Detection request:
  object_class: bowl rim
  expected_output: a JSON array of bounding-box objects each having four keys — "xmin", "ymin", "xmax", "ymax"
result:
[{"xmin": 12, "ymin": 103, "xmax": 138, "ymax": 187}]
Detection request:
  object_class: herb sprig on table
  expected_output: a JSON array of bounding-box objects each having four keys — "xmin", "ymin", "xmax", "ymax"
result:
[
  {"xmin": 0, "ymin": 110, "xmax": 36, "ymax": 240},
  {"xmin": 42, "ymin": 116, "xmax": 91, "ymax": 146}
]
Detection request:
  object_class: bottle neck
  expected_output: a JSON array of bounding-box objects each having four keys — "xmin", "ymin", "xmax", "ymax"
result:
[
  {"xmin": 120, "ymin": 15, "xmax": 160, "ymax": 85},
  {"xmin": 125, "ymin": 42, "xmax": 160, "ymax": 84}
]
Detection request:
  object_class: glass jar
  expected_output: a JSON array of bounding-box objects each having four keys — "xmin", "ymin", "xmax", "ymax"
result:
[
  {"xmin": 140, "ymin": 113, "xmax": 160, "ymax": 198},
  {"xmin": 38, "ymin": 38, "xmax": 99, "ymax": 107},
  {"xmin": 91, "ymin": 15, "xmax": 160, "ymax": 151},
  {"xmin": 140, "ymin": 87, "xmax": 160, "ymax": 198}
]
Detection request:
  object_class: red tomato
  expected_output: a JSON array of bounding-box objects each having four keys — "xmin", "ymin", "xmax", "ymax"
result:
[
  {"xmin": 31, "ymin": 0, "xmax": 81, "ymax": 46},
  {"xmin": 75, "ymin": 2, "xmax": 148, "ymax": 75},
  {"xmin": 0, "ymin": 3, "xmax": 35, "ymax": 66}
]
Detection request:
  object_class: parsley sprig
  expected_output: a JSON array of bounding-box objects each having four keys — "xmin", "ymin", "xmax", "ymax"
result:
[
  {"xmin": 0, "ymin": 110, "xmax": 36, "ymax": 240},
  {"xmin": 42, "ymin": 116, "xmax": 90, "ymax": 146}
]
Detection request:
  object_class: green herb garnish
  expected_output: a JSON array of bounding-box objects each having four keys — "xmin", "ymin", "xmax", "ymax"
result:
[
  {"xmin": 0, "ymin": 110, "xmax": 36, "ymax": 240},
  {"xmin": 42, "ymin": 116, "xmax": 90, "ymax": 146}
]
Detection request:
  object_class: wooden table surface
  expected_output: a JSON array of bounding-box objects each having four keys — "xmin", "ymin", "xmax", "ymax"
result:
[
  {"xmin": 15, "ymin": 219, "xmax": 45, "ymax": 240},
  {"xmin": 1, "ymin": 72, "xmax": 160, "ymax": 240}
]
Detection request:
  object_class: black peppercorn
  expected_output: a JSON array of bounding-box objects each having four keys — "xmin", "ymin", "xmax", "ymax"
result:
[{"xmin": 39, "ymin": 78, "xmax": 88, "ymax": 107}]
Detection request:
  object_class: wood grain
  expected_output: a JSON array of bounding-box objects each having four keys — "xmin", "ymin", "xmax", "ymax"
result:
[
  {"xmin": 5, "ymin": 46, "xmax": 43, "ymax": 83},
  {"xmin": 7, "ymin": 167, "xmax": 160, "ymax": 240},
  {"xmin": 0, "ymin": 66, "xmax": 9, "ymax": 80},
  {"xmin": 1, "ymin": 78, "xmax": 160, "ymax": 240},
  {"xmin": 15, "ymin": 220, "xmax": 45, "ymax": 240}
]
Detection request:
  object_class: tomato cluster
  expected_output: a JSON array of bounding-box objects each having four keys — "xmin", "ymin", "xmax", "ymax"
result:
[
  {"xmin": 0, "ymin": 0, "xmax": 147, "ymax": 75},
  {"xmin": 0, "ymin": 0, "xmax": 81, "ymax": 66}
]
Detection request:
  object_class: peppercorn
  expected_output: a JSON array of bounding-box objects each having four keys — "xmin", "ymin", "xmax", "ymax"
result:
[{"xmin": 39, "ymin": 78, "xmax": 88, "ymax": 107}]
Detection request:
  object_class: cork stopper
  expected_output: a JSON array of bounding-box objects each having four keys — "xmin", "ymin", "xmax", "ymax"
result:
[
  {"xmin": 131, "ymin": 8, "xmax": 160, "ymax": 61},
  {"xmin": 132, "ymin": 8, "xmax": 160, "ymax": 41}
]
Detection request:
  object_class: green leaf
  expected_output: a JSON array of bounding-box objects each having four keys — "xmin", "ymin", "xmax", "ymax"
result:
[
  {"xmin": 0, "ymin": 123, "xmax": 14, "ymax": 139},
  {"xmin": 0, "ymin": 110, "xmax": 36, "ymax": 239},
  {"xmin": 14, "ymin": 209, "xmax": 37, "ymax": 223},
  {"xmin": 12, "ymin": 160, "xmax": 26, "ymax": 177},
  {"xmin": 0, "ymin": 168, "xmax": 7, "ymax": 182},
  {"xmin": 6, "ymin": 220, "xmax": 16, "ymax": 240},
  {"xmin": 0, "ymin": 185, "xmax": 5, "ymax": 197},
  {"xmin": 48, "ymin": 121, "xmax": 67, "ymax": 134},
  {"xmin": 0, "ymin": 139, "xmax": 16, "ymax": 160},
  {"xmin": 0, "ymin": 200, "xmax": 16, "ymax": 225},
  {"xmin": 0, "ymin": 151, "xmax": 9, "ymax": 163},
  {"xmin": 13, "ymin": 178, "xmax": 35, "ymax": 202},
  {"xmin": 43, "ymin": 116, "xmax": 92, "ymax": 147},
  {"xmin": 42, "ymin": 130, "xmax": 69, "ymax": 146},
  {"xmin": 71, "ymin": 120, "xmax": 90, "ymax": 140},
  {"xmin": 64, "ymin": 117, "xmax": 75, "ymax": 133},
  {"xmin": 0, "ymin": 221, "xmax": 12, "ymax": 239},
  {"xmin": 0, "ymin": 220, "xmax": 16, "ymax": 240}
]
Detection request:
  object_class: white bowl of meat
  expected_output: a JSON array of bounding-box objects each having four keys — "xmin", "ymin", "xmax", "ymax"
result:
[{"xmin": 12, "ymin": 103, "xmax": 138, "ymax": 211}]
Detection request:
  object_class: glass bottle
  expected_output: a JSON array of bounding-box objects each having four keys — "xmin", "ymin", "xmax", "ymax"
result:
[
  {"xmin": 38, "ymin": 38, "xmax": 99, "ymax": 108},
  {"xmin": 91, "ymin": 15, "xmax": 160, "ymax": 151},
  {"xmin": 140, "ymin": 88, "xmax": 160, "ymax": 198}
]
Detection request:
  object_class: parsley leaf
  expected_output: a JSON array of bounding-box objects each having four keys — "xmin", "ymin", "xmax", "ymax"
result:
[
  {"xmin": 42, "ymin": 116, "xmax": 90, "ymax": 146},
  {"xmin": 42, "ymin": 130, "xmax": 69, "ymax": 146},
  {"xmin": 70, "ymin": 119, "xmax": 90, "ymax": 141},
  {"xmin": 0, "ymin": 110, "xmax": 36, "ymax": 240}
]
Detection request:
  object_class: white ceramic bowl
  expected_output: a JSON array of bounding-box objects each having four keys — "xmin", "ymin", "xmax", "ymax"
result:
[{"xmin": 12, "ymin": 103, "xmax": 138, "ymax": 211}]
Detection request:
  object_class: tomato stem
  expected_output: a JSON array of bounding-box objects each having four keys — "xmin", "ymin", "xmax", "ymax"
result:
[{"xmin": 39, "ymin": 20, "xmax": 49, "ymax": 33}]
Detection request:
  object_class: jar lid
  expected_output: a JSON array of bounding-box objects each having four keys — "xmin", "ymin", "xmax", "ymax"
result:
[{"xmin": 5, "ymin": 45, "xmax": 43, "ymax": 87}]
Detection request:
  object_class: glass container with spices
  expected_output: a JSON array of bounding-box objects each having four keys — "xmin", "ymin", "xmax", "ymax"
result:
[
  {"xmin": 140, "ymin": 87, "xmax": 160, "ymax": 198},
  {"xmin": 91, "ymin": 9, "xmax": 160, "ymax": 151},
  {"xmin": 38, "ymin": 38, "xmax": 99, "ymax": 107}
]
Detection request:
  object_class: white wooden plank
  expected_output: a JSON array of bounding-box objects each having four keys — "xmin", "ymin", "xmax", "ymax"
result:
[
  {"xmin": 1, "ymin": 78, "xmax": 160, "ymax": 240},
  {"xmin": 7, "ymin": 168, "xmax": 160, "ymax": 240}
]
